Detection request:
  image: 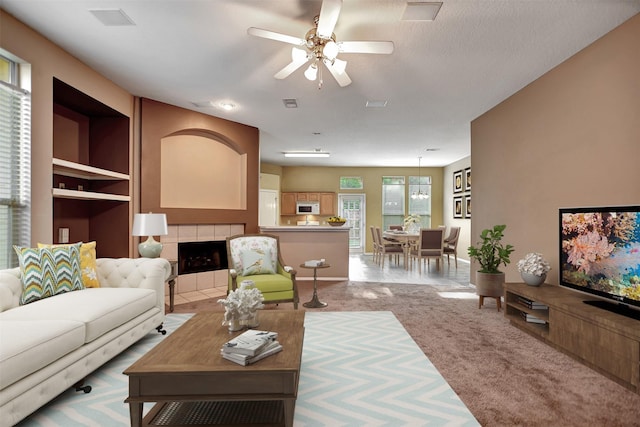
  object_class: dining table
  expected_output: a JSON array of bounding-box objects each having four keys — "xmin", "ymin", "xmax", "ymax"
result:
[{"xmin": 383, "ymin": 230, "xmax": 419, "ymax": 269}]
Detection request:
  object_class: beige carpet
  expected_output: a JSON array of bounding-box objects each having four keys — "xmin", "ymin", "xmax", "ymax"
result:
[{"xmin": 172, "ymin": 281, "xmax": 640, "ymax": 427}]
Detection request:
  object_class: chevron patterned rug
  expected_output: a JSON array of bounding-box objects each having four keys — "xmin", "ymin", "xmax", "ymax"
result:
[{"xmin": 18, "ymin": 311, "xmax": 478, "ymax": 427}]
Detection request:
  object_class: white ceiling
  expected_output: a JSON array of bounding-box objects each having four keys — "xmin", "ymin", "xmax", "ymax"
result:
[{"xmin": 3, "ymin": 0, "xmax": 639, "ymax": 167}]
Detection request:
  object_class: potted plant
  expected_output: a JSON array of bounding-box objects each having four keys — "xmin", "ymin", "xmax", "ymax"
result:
[
  {"xmin": 468, "ymin": 224, "xmax": 515, "ymax": 301},
  {"xmin": 517, "ymin": 252, "xmax": 551, "ymax": 286}
]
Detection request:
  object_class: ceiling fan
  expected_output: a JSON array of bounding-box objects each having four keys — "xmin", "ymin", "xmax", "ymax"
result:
[{"xmin": 247, "ymin": 0, "xmax": 394, "ymax": 88}]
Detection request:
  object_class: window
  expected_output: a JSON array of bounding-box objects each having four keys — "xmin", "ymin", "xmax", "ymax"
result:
[
  {"xmin": 408, "ymin": 175, "xmax": 432, "ymax": 228},
  {"xmin": 381, "ymin": 176, "xmax": 405, "ymax": 230},
  {"xmin": 0, "ymin": 54, "xmax": 31, "ymax": 268},
  {"xmin": 340, "ymin": 176, "xmax": 363, "ymax": 190}
]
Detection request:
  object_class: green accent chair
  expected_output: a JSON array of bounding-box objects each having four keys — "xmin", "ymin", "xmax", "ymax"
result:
[{"xmin": 226, "ymin": 233, "xmax": 299, "ymax": 309}]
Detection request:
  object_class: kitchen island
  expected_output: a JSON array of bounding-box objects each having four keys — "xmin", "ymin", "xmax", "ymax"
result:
[{"xmin": 259, "ymin": 226, "xmax": 349, "ymax": 280}]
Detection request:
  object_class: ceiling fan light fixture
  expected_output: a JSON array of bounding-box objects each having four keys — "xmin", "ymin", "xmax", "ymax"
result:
[
  {"xmin": 304, "ymin": 63, "xmax": 318, "ymax": 81},
  {"xmin": 323, "ymin": 40, "xmax": 339, "ymax": 60},
  {"xmin": 291, "ymin": 47, "xmax": 308, "ymax": 62}
]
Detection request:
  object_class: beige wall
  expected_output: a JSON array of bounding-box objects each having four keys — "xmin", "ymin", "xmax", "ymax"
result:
[
  {"xmin": 272, "ymin": 165, "xmax": 444, "ymax": 253},
  {"xmin": 1, "ymin": 10, "xmax": 135, "ymax": 251},
  {"xmin": 471, "ymin": 13, "xmax": 640, "ymax": 284}
]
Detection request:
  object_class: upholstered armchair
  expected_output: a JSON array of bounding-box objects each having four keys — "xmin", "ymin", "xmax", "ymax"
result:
[{"xmin": 226, "ymin": 234, "xmax": 299, "ymax": 309}]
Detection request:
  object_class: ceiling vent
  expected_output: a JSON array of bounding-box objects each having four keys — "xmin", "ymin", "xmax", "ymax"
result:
[
  {"xmin": 283, "ymin": 99, "xmax": 298, "ymax": 108},
  {"xmin": 401, "ymin": 2, "xmax": 442, "ymax": 21},
  {"xmin": 89, "ymin": 9, "xmax": 136, "ymax": 26}
]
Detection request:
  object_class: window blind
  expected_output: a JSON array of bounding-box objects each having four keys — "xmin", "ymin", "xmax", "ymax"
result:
[{"xmin": 0, "ymin": 80, "xmax": 31, "ymax": 268}]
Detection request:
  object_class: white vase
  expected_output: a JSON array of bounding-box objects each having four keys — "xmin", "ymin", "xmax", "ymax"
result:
[
  {"xmin": 227, "ymin": 318, "xmax": 243, "ymax": 332},
  {"xmin": 521, "ymin": 272, "xmax": 546, "ymax": 287}
]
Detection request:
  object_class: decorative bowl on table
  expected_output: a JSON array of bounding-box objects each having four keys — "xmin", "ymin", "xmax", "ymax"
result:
[{"xmin": 328, "ymin": 217, "xmax": 347, "ymax": 226}]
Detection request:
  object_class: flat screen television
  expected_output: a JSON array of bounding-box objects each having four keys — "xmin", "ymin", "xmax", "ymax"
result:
[{"xmin": 559, "ymin": 205, "xmax": 640, "ymax": 320}]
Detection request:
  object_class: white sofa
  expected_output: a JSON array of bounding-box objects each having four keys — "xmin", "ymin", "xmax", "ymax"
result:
[{"xmin": 0, "ymin": 257, "xmax": 170, "ymax": 426}]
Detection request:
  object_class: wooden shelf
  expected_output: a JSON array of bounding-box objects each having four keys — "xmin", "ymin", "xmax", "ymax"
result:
[
  {"xmin": 52, "ymin": 188, "xmax": 130, "ymax": 201},
  {"xmin": 53, "ymin": 158, "xmax": 129, "ymax": 180}
]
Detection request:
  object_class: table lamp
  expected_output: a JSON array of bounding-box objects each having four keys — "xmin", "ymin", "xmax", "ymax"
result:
[{"xmin": 132, "ymin": 213, "xmax": 168, "ymax": 258}]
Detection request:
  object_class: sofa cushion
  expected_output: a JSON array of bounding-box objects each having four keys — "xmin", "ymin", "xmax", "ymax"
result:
[
  {"xmin": 0, "ymin": 288, "xmax": 157, "ymax": 343},
  {"xmin": 14, "ymin": 243, "xmax": 84, "ymax": 305},
  {"xmin": 0, "ymin": 319, "xmax": 85, "ymax": 389},
  {"xmin": 38, "ymin": 241, "xmax": 100, "ymax": 288}
]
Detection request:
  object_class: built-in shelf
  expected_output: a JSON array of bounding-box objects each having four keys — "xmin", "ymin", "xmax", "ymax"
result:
[
  {"xmin": 52, "ymin": 188, "xmax": 130, "ymax": 202},
  {"xmin": 53, "ymin": 157, "xmax": 129, "ymax": 180}
]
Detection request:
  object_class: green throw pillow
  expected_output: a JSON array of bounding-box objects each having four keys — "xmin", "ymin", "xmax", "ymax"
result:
[
  {"xmin": 241, "ymin": 249, "xmax": 276, "ymax": 276},
  {"xmin": 14, "ymin": 242, "xmax": 84, "ymax": 305}
]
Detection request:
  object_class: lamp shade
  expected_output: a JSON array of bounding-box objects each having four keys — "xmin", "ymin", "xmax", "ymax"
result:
[{"xmin": 132, "ymin": 213, "xmax": 168, "ymax": 237}]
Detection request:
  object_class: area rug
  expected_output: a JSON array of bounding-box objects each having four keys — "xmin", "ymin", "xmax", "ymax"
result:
[
  {"xmin": 18, "ymin": 311, "xmax": 478, "ymax": 427},
  {"xmin": 296, "ymin": 311, "xmax": 478, "ymax": 426},
  {"xmin": 173, "ymin": 281, "xmax": 640, "ymax": 427}
]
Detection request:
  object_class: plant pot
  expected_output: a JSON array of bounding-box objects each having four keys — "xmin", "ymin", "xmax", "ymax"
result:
[
  {"xmin": 475, "ymin": 271, "xmax": 505, "ymax": 297},
  {"xmin": 521, "ymin": 272, "xmax": 546, "ymax": 287}
]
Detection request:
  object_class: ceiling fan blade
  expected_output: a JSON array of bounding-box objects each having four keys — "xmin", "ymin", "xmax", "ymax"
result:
[
  {"xmin": 247, "ymin": 27, "xmax": 305, "ymax": 46},
  {"xmin": 317, "ymin": 0, "xmax": 342, "ymax": 39},
  {"xmin": 274, "ymin": 58, "xmax": 309, "ymax": 80},
  {"xmin": 324, "ymin": 59, "xmax": 352, "ymax": 87},
  {"xmin": 339, "ymin": 41, "xmax": 395, "ymax": 54}
]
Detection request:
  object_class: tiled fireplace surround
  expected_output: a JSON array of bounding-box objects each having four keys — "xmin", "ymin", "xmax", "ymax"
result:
[{"xmin": 159, "ymin": 223, "xmax": 245, "ymax": 306}]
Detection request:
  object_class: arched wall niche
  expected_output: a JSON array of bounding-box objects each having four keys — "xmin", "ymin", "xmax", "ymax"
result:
[
  {"xmin": 140, "ymin": 98, "xmax": 259, "ymax": 232},
  {"xmin": 160, "ymin": 129, "xmax": 247, "ymax": 210}
]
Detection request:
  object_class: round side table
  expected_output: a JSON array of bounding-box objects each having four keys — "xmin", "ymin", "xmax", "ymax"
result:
[{"xmin": 299, "ymin": 263, "xmax": 330, "ymax": 308}]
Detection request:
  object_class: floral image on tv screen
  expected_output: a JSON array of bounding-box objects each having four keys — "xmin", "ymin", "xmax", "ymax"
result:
[{"xmin": 560, "ymin": 209, "xmax": 640, "ymax": 303}]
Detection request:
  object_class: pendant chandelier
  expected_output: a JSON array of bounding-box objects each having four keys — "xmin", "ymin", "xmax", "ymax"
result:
[{"xmin": 411, "ymin": 156, "xmax": 429, "ymax": 200}]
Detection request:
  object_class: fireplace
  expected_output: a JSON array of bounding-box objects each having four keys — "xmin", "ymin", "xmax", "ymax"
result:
[{"xmin": 178, "ymin": 240, "xmax": 228, "ymax": 275}]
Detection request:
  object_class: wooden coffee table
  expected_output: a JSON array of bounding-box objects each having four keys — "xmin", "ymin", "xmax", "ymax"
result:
[{"xmin": 124, "ymin": 310, "xmax": 305, "ymax": 427}]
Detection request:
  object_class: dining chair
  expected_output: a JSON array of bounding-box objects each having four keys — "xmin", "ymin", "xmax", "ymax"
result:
[
  {"xmin": 370, "ymin": 226, "xmax": 381, "ymax": 264},
  {"xmin": 375, "ymin": 227, "xmax": 403, "ymax": 268},
  {"xmin": 409, "ymin": 228, "xmax": 444, "ymax": 273},
  {"xmin": 443, "ymin": 226, "xmax": 461, "ymax": 267},
  {"xmin": 389, "ymin": 225, "xmax": 403, "ymax": 231}
]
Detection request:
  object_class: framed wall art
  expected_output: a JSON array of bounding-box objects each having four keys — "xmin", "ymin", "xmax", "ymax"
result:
[
  {"xmin": 453, "ymin": 170, "xmax": 463, "ymax": 193},
  {"xmin": 465, "ymin": 167, "xmax": 471, "ymax": 192},
  {"xmin": 465, "ymin": 196, "xmax": 471, "ymax": 219},
  {"xmin": 454, "ymin": 196, "xmax": 463, "ymax": 218}
]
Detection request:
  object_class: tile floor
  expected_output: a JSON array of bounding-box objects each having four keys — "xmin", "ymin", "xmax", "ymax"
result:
[{"xmin": 166, "ymin": 253, "xmax": 471, "ymax": 308}]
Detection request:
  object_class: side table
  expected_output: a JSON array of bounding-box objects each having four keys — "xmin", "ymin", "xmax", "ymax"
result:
[
  {"xmin": 167, "ymin": 260, "xmax": 178, "ymax": 312},
  {"xmin": 299, "ymin": 263, "xmax": 330, "ymax": 308}
]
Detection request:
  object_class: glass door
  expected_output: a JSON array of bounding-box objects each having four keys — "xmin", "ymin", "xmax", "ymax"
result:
[{"xmin": 338, "ymin": 194, "xmax": 365, "ymax": 252}]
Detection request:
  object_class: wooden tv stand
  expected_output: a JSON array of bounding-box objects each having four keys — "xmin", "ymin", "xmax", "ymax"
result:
[{"xmin": 505, "ymin": 282, "xmax": 640, "ymax": 393}]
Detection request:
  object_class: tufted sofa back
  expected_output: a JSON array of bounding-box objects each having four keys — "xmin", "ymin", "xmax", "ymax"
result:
[{"xmin": 0, "ymin": 258, "xmax": 170, "ymax": 313}]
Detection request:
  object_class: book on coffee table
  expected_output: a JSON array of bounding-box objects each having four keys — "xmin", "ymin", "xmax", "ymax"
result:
[
  {"xmin": 222, "ymin": 329, "xmax": 278, "ymax": 356},
  {"xmin": 222, "ymin": 340, "xmax": 283, "ymax": 366}
]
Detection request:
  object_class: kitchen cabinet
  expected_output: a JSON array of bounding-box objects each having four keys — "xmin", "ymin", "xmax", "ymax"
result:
[
  {"xmin": 296, "ymin": 192, "xmax": 319, "ymax": 202},
  {"xmin": 319, "ymin": 193, "xmax": 336, "ymax": 216},
  {"xmin": 281, "ymin": 192, "xmax": 336, "ymax": 216},
  {"xmin": 281, "ymin": 192, "xmax": 297, "ymax": 215}
]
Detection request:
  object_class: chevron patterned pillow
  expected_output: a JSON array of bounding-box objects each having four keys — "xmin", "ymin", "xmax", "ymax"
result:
[{"xmin": 14, "ymin": 242, "xmax": 84, "ymax": 305}]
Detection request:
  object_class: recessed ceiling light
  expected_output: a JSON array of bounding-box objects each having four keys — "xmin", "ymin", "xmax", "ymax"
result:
[
  {"xmin": 401, "ymin": 2, "xmax": 442, "ymax": 21},
  {"xmin": 366, "ymin": 100, "xmax": 388, "ymax": 108},
  {"xmin": 219, "ymin": 102, "xmax": 236, "ymax": 111},
  {"xmin": 89, "ymin": 9, "xmax": 136, "ymax": 26}
]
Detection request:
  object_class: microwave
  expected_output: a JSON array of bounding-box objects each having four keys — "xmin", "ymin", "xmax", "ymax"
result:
[{"xmin": 296, "ymin": 202, "xmax": 320, "ymax": 215}]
